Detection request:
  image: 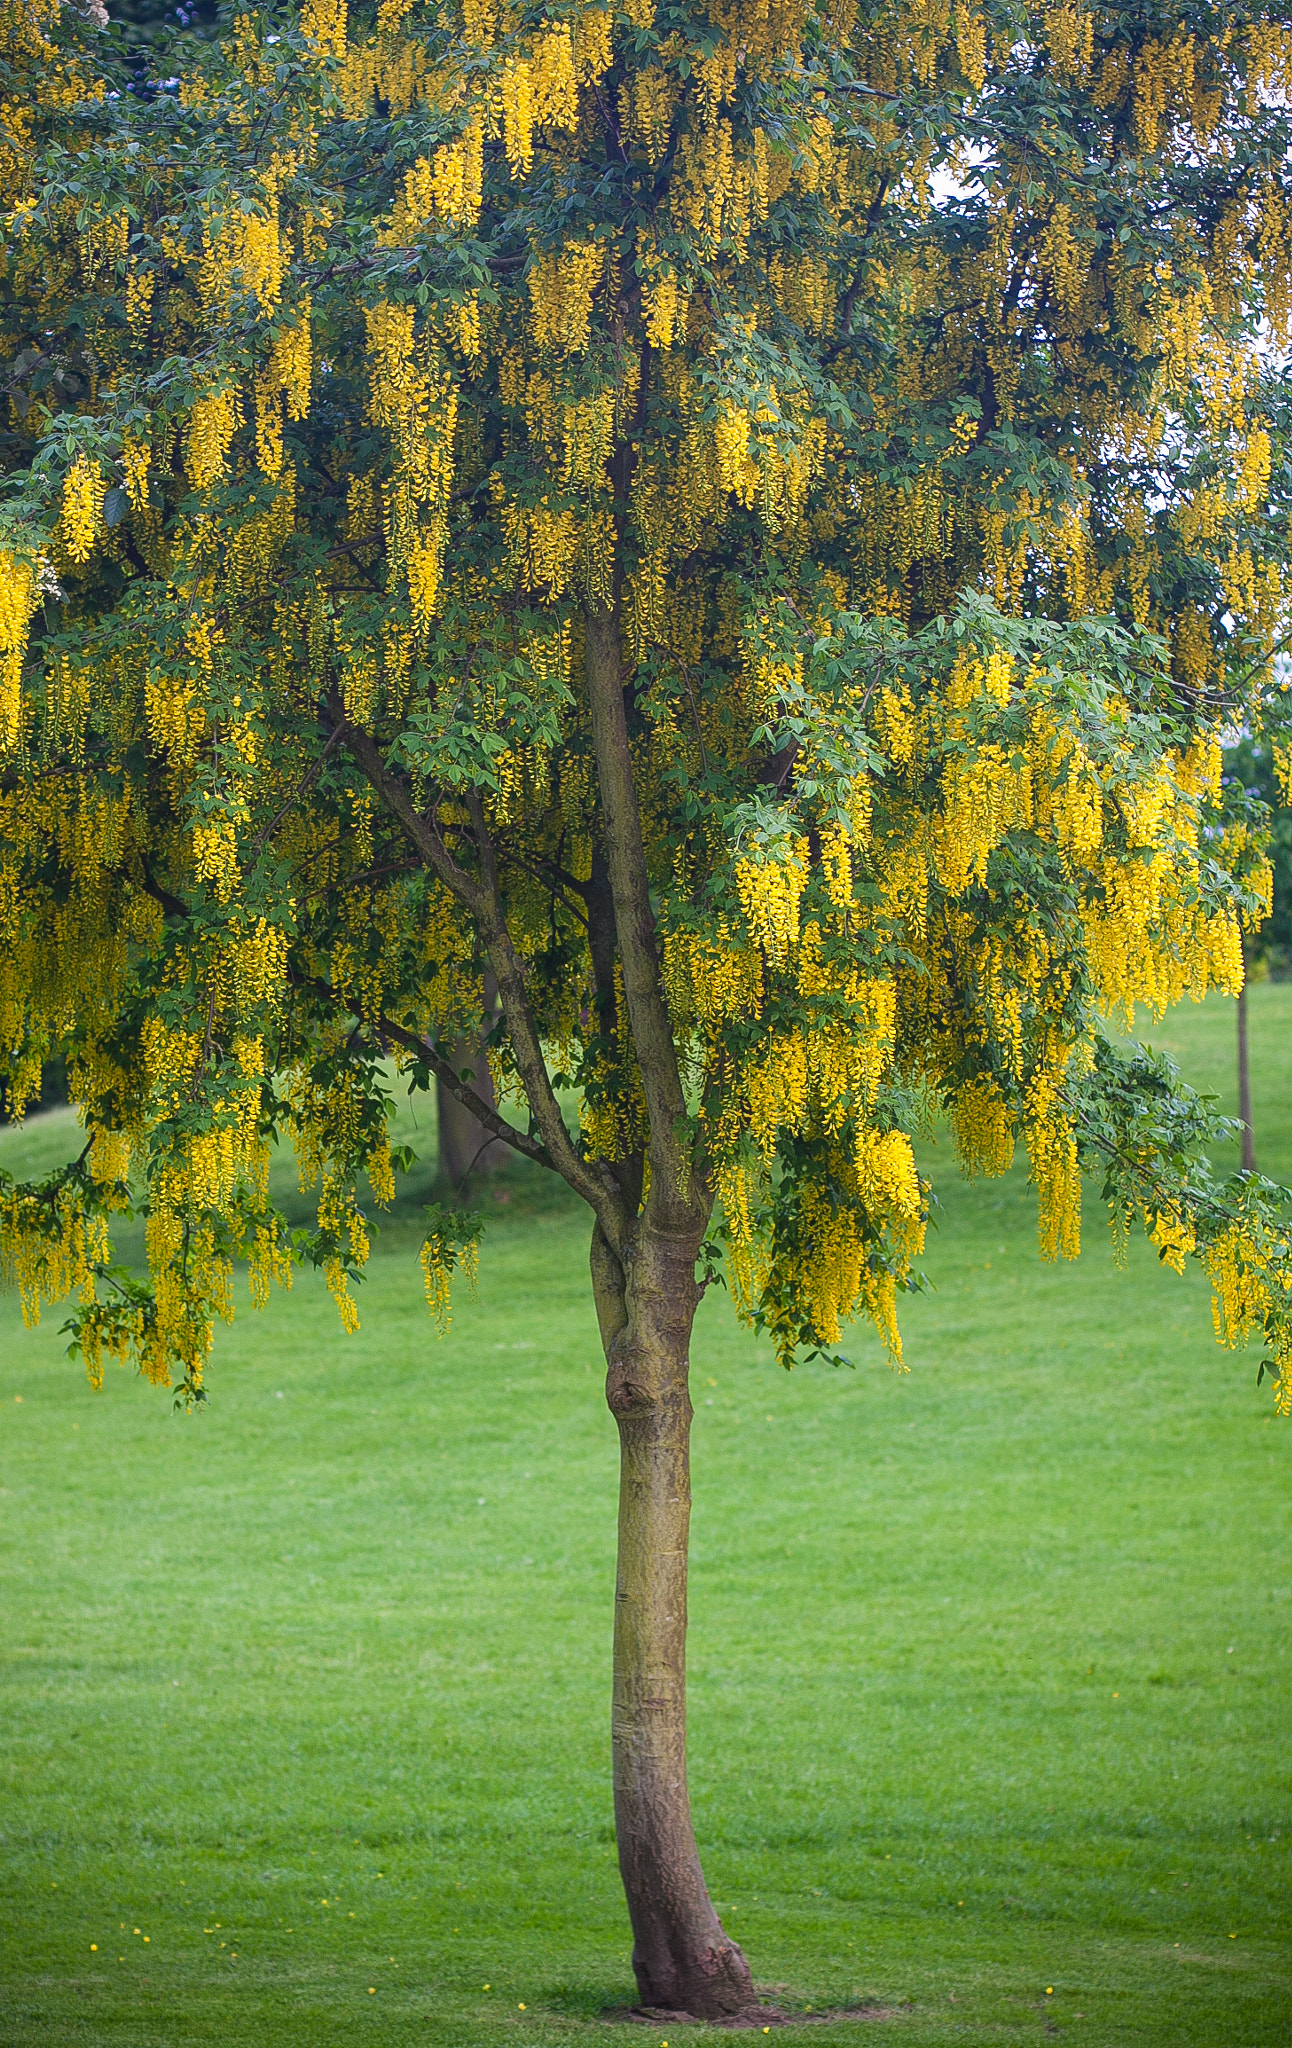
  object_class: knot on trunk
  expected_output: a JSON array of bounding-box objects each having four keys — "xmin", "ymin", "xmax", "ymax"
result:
[{"xmin": 606, "ymin": 1370, "xmax": 650, "ymax": 1417}]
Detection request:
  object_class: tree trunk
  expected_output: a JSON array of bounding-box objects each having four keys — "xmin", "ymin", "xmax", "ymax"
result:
[
  {"xmin": 597, "ymin": 1220, "xmax": 755, "ymax": 2020},
  {"xmin": 438, "ymin": 976, "xmax": 509, "ymax": 1185},
  {"xmin": 1238, "ymin": 979, "xmax": 1256, "ymax": 1173},
  {"xmin": 436, "ymin": 1053, "xmax": 508, "ymax": 1183}
]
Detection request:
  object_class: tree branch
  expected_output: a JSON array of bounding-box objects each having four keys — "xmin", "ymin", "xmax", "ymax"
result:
[
  {"xmin": 584, "ymin": 597, "xmax": 701, "ymax": 1231},
  {"xmin": 461, "ymin": 787, "xmax": 628, "ymax": 1238},
  {"xmin": 839, "ymin": 176, "xmax": 890, "ymax": 337},
  {"xmin": 297, "ymin": 969, "xmax": 550, "ymax": 1170},
  {"xmin": 339, "ymin": 717, "xmax": 629, "ymax": 1246}
]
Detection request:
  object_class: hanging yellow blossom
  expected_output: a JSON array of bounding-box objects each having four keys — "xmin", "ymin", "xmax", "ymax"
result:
[{"xmin": 62, "ymin": 455, "xmax": 106, "ymax": 562}]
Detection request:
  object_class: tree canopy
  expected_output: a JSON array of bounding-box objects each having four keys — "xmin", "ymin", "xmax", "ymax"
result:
[
  {"xmin": 4, "ymin": 0, "xmax": 1292, "ymax": 1402},
  {"xmin": 5, "ymin": 0, "xmax": 1292, "ymax": 2009}
]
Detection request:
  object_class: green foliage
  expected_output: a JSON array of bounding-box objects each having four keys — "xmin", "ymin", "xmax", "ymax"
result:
[{"xmin": 6, "ymin": 1, "xmax": 1292, "ymax": 1408}]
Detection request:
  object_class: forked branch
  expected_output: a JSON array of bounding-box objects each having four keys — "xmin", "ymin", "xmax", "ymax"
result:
[
  {"xmin": 297, "ymin": 968, "xmax": 550, "ymax": 1169},
  {"xmin": 340, "ymin": 718, "xmax": 629, "ymax": 1248}
]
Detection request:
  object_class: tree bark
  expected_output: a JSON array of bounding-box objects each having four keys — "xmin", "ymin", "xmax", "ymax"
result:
[
  {"xmin": 599, "ymin": 1220, "xmax": 755, "ymax": 2020},
  {"xmin": 1238, "ymin": 978, "xmax": 1256, "ymax": 1173},
  {"xmin": 581, "ymin": 585, "xmax": 751, "ymax": 2017}
]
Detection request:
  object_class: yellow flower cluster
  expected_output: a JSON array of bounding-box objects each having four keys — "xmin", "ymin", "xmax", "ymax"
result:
[
  {"xmin": 420, "ymin": 1229, "xmax": 479, "ymax": 1333},
  {"xmin": 11, "ymin": 988, "xmax": 289, "ymax": 1390},
  {"xmin": 739, "ymin": 1010, "xmax": 895, "ymax": 1161},
  {"xmin": 315, "ymin": 1172, "xmax": 364, "ymax": 1334},
  {"xmin": 232, "ymin": 918, "xmax": 289, "ymax": 1010},
  {"xmin": 947, "ymin": 645, "xmax": 1013, "ymax": 708},
  {"xmin": 1044, "ymin": 1, "xmax": 1093, "ymax": 81},
  {"xmin": 0, "ymin": 1177, "xmax": 111, "ymax": 1338},
  {"xmin": 715, "ymin": 403, "xmax": 757, "ymax": 507},
  {"xmin": 125, "ymin": 263, "xmax": 154, "ymax": 338},
  {"xmin": 643, "ymin": 270, "xmax": 682, "ymax": 350},
  {"xmin": 501, "ymin": 55, "xmax": 535, "ymax": 175},
  {"xmin": 145, "ymin": 663, "xmax": 206, "ymax": 768},
  {"xmin": 199, "ymin": 160, "xmax": 297, "ymax": 319},
  {"xmin": 718, "ymin": 1117, "xmax": 925, "ymax": 1368},
  {"xmin": 281, "ymin": 1065, "xmax": 404, "ymax": 1334},
  {"xmin": 89, "ymin": 1127, "xmax": 132, "ymax": 1187},
  {"xmin": 254, "ymin": 308, "xmax": 311, "ymax": 476},
  {"xmin": 670, "ymin": 117, "xmax": 764, "ymax": 263},
  {"xmin": 141, "ymin": 1017, "xmax": 202, "ymax": 1105},
  {"xmin": 1028, "ymin": 1113, "xmax": 1082, "ymax": 1262},
  {"xmin": 579, "ymin": 1049, "xmax": 649, "ymax": 1165},
  {"xmin": 936, "ymin": 745, "xmax": 1032, "ymax": 894},
  {"xmin": 143, "ymin": 1179, "xmax": 228, "ymax": 1387},
  {"xmin": 735, "ymin": 840, "xmax": 809, "ymax": 960},
  {"xmin": 0, "ymin": 548, "xmax": 38, "ymax": 752},
  {"xmin": 1203, "ymin": 1219, "xmax": 1292, "ymax": 1413},
  {"xmin": 62, "ymin": 455, "xmax": 105, "ymax": 563},
  {"xmin": 121, "ymin": 435, "xmax": 150, "ymax": 513},
  {"xmin": 192, "ymin": 814, "xmax": 242, "ymax": 902},
  {"xmin": 663, "ymin": 924, "xmax": 762, "ymax": 1030},
  {"xmin": 187, "ymin": 385, "xmax": 241, "ymax": 492},
  {"xmin": 436, "ymin": 119, "xmax": 485, "ymax": 227},
  {"xmin": 365, "ymin": 299, "xmax": 457, "ymax": 624},
  {"xmin": 767, "ymin": 252, "xmax": 835, "ymax": 335},
  {"xmin": 385, "ymin": 121, "xmax": 484, "ymax": 240},
  {"xmin": 275, "ymin": 308, "xmax": 313, "ymax": 417},
  {"xmin": 949, "ymin": 1077, "xmax": 1015, "ymax": 1178},
  {"xmin": 300, "ymin": 0, "xmax": 347, "ymax": 60},
  {"xmin": 186, "ymin": 1094, "xmax": 267, "ymax": 1212},
  {"xmin": 528, "ymin": 242, "xmax": 603, "ymax": 356},
  {"xmin": 622, "ymin": 65, "xmax": 680, "ymax": 167},
  {"xmin": 794, "ymin": 1185, "xmax": 887, "ymax": 1355},
  {"xmin": 494, "ymin": 491, "xmax": 581, "ymax": 600}
]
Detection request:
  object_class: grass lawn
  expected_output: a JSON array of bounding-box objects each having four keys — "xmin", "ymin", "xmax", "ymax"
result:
[{"xmin": 1, "ymin": 990, "xmax": 1289, "ymax": 2047}]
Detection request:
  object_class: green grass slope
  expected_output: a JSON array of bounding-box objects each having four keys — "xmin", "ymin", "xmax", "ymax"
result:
[{"xmin": 0, "ymin": 992, "xmax": 1289, "ymax": 2047}]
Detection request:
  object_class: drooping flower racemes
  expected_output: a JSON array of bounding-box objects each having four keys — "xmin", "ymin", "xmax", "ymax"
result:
[{"xmin": 1, "ymin": 0, "xmax": 1292, "ymax": 1413}]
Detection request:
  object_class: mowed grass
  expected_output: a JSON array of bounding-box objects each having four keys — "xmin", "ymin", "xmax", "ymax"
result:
[{"xmin": 0, "ymin": 991, "xmax": 1289, "ymax": 2048}]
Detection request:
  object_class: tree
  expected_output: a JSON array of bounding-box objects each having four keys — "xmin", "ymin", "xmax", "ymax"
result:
[
  {"xmin": 435, "ymin": 969, "xmax": 511, "ymax": 1182},
  {"xmin": 437, "ymin": 1051, "xmax": 510, "ymax": 1182},
  {"xmin": 5, "ymin": 0, "xmax": 1292, "ymax": 2017},
  {"xmin": 1222, "ymin": 720, "xmax": 1292, "ymax": 1170}
]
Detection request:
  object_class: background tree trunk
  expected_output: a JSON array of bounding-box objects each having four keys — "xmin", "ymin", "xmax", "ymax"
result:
[
  {"xmin": 436, "ymin": 1054, "xmax": 508, "ymax": 1184},
  {"xmin": 600, "ymin": 1222, "xmax": 754, "ymax": 2020},
  {"xmin": 437, "ymin": 975, "xmax": 509, "ymax": 1185},
  {"xmin": 1238, "ymin": 978, "xmax": 1256, "ymax": 1173}
]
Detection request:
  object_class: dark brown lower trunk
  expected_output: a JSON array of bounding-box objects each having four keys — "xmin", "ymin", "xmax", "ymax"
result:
[
  {"xmin": 1238, "ymin": 980, "xmax": 1256, "ymax": 1173},
  {"xmin": 598, "ymin": 1221, "xmax": 754, "ymax": 2020}
]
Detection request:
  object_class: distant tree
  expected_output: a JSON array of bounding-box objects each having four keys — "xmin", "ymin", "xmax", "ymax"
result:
[
  {"xmin": 1222, "ymin": 726, "xmax": 1292, "ymax": 1169},
  {"xmin": 5, "ymin": 0, "xmax": 1292, "ymax": 2016},
  {"xmin": 436, "ymin": 973, "xmax": 509, "ymax": 1185},
  {"xmin": 37, "ymin": 1058, "xmax": 68, "ymax": 1112}
]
